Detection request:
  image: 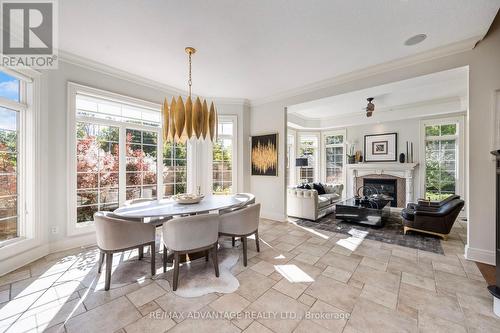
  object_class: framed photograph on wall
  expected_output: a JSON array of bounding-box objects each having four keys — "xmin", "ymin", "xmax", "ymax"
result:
[
  {"xmin": 364, "ymin": 133, "xmax": 398, "ymax": 162},
  {"xmin": 251, "ymin": 133, "xmax": 278, "ymax": 176}
]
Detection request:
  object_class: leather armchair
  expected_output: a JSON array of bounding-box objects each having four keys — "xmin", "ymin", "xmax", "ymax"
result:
[
  {"xmin": 401, "ymin": 198, "xmax": 464, "ymax": 240},
  {"xmin": 219, "ymin": 203, "xmax": 261, "ymax": 266},
  {"xmin": 94, "ymin": 211, "xmax": 156, "ymax": 290},
  {"xmin": 162, "ymin": 214, "xmax": 220, "ymax": 291}
]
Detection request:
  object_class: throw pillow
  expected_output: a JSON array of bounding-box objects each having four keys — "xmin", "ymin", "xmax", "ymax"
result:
[{"xmin": 313, "ymin": 183, "xmax": 326, "ymax": 195}]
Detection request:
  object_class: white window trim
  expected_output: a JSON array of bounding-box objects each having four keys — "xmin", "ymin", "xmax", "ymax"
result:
[
  {"xmin": 419, "ymin": 116, "xmax": 465, "ymax": 204},
  {"xmin": 321, "ymin": 129, "xmax": 347, "ymax": 196},
  {"xmin": 287, "ymin": 128, "xmax": 297, "ymax": 187},
  {"xmin": 67, "ymin": 82, "xmax": 191, "ymax": 236},
  {"xmin": 0, "ymin": 70, "xmax": 43, "ymax": 261},
  {"xmin": 207, "ymin": 115, "xmax": 238, "ymax": 195},
  {"xmin": 297, "ymin": 132, "xmax": 320, "ymax": 183}
]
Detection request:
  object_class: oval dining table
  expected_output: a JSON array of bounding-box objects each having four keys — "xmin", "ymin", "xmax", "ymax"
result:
[
  {"xmin": 112, "ymin": 194, "xmax": 248, "ymax": 220},
  {"xmin": 112, "ymin": 194, "xmax": 249, "ymax": 263}
]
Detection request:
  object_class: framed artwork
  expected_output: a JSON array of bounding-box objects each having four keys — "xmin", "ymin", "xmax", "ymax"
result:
[
  {"xmin": 251, "ymin": 133, "xmax": 278, "ymax": 176},
  {"xmin": 364, "ymin": 133, "xmax": 397, "ymax": 162}
]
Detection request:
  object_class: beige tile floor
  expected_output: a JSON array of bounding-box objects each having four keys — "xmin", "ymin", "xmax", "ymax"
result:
[{"xmin": 1, "ymin": 218, "xmax": 499, "ymax": 333}]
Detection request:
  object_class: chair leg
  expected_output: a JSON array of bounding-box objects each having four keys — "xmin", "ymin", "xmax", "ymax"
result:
[
  {"xmin": 212, "ymin": 243, "xmax": 219, "ymax": 277},
  {"xmin": 163, "ymin": 245, "xmax": 168, "ymax": 273},
  {"xmin": 232, "ymin": 237, "xmax": 235, "ymax": 247},
  {"xmin": 255, "ymin": 230, "xmax": 260, "ymax": 252},
  {"xmin": 150, "ymin": 242, "xmax": 156, "ymax": 276},
  {"xmin": 138, "ymin": 246, "xmax": 144, "ymax": 260},
  {"xmin": 105, "ymin": 252, "xmax": 113, "ymax": 291},
  {"xmin": 242, "ymin": 236, "xmax": 248, "ymax": 267},
  {"xmin": 98, "ymin": 251, "xmax": 105, "ymax": 273},
  {"xmin": 205, "ymin": 250, "xmax": 209, "ymax": 262},
  {"xmin": 172, "ymin": 252, "xmax": 180, "ymax": 291}
]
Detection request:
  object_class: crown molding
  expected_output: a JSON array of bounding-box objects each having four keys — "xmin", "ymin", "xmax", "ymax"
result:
[
  {"xmin": 250, "ymin": 36, "xmax": 480, "ymax": 107},
  {"xmin": 59, "ymin": 50, "xmax": 250, "ymax": 107}
]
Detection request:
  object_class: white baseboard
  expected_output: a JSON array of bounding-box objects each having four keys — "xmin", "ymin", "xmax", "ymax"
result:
[
  {"xmin": 465, "ymin": 245, "xmax": 495, "ymax": 265},
  {"xmin": 1, "ymin": 244, "xmax": 49, "ymax": 276},
  {"xmin": 261, "ymin": 210, "xmax": 287, "ymax": 222}
]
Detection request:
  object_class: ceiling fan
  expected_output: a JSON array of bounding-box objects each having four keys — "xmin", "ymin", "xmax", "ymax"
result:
[{"xmin": 365, "ymin": 97, "xmax": 375, "ymax": 117}]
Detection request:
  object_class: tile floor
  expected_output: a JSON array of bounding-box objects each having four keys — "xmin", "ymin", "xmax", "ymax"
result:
[{"xmin": 0, "ymin": 218, "xmax": 499, "ymax": 333}]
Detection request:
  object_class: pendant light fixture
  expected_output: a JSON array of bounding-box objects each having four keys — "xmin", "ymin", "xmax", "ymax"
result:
[{"xmin": 162, "ymin": 47, "xmax": 218, "ymax": 143}]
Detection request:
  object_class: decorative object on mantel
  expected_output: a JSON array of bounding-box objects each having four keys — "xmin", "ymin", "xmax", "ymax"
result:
[
  {"xmin": 251, "ymin": 133, "xmax": 278, "ymax": 176},
  {"xmin": 364, "ymin": 133, "xmax": 398, "ymax": 162},
  {"xmin": 161, "ymin": 47, "xmax": 218, "ymax": 143},
  {"xmin": 405, "ymin": 141, "xmax": 414, "ymax": 163},
  {"xmin": 488, "ymin": 150, "xmax": 500, "ymax": 317},
  {"xmin": 346, "ymin": 143, "xmax": 356, "ymax": 164},
  {"xmin": 399, "ymin": 153, "xmax": 405, "ymax": 163}
]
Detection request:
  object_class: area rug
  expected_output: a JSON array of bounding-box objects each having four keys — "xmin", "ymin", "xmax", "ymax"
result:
[
  {"xmin": 160, "ymin": 244, "xmax": 240, "ymax": 298},
  {"xmin": 292, "ymin": 211, "xmax": 444, "ymax": 254}
]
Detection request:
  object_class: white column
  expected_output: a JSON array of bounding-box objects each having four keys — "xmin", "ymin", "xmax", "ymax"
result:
[{"xmin": 405, "ymin": 170, "xmax": 414, "ymax": 204}]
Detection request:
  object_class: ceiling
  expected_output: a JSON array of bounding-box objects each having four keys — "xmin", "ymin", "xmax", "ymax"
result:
[
  {"xmin": 287, "ymin": 66, "xmax": 468, "ymax": 121},
  {"xmin": 59, "ymin": 1, "xmax": 499, "ymax": 101}
]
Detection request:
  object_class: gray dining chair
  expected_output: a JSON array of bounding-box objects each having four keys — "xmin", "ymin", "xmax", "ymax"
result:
[
  {"xmin": 94, "ymin": 211, "xmax": 156, "ymax": 290},
  {"xmin": 219, "ymin": 203, "xmax": 261, "ymax": 266},
  {"xmin": 162, "ymin": 214, "xmax": 220, "ymax": 291}
]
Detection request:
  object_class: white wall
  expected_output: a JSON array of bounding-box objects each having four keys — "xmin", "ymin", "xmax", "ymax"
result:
[
  {"xmin": 1, "ymin": 59, "xmax": 251, "ymax": 274},
  {"xmin": 251, "ymin": 14, "xmax": 500, "ymax": 264}
]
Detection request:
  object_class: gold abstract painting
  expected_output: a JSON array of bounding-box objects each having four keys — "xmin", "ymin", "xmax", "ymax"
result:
[{"xmin": 251, "ymin": 134, "xmax": 278, "ymax": 176}]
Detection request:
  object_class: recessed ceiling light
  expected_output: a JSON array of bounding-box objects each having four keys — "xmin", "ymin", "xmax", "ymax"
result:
[{"xmin": 404, "ymin": 34, "xmax": 427, "ymax": 46}]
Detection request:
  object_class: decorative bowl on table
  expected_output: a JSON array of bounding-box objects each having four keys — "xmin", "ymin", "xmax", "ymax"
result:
[{"xmin": 172, "ymin": 193, "xmax": 205, "ymax": 204}]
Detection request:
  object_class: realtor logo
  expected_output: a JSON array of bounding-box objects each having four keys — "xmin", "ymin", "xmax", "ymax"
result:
[{"xmin": 1, "ymin": 0, "xmax": 58, "ymax": 68}]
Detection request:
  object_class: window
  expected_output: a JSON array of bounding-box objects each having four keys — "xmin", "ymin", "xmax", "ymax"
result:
[
  {"xmin": 212, "ymin": 118, "xmax": 236, "ymax": 194},
  {"xmin": 76, "ymin": 123, "xmax": 119, "ymax": 223},
  {"xmin": 324, "ymin": 133, "xmax": 345, "ymax": 185},
  {"xmin": 126, "ymin": 129, "xmax": 158, "ymax": 200},
  {"xmin": 298, "ymin": 135, "xmax": 318, "ymax": 183},
  {"xmin": 0, "ymin": 70, "xmax": 29, "ymax": 244},
  {"xmin": 286, "ymin": 132, "xmax": 296, "ymax": 186},
  {"xmin": 163, "ymin": 142, "xmax": 187, "ymax": 196},
  {"xmin": 0, "ymin": 108, "xmax": 18, "ymax": 241},
  {"xmin": 424, "ymin": 122, "xmax": 459, "ymax": 201},
  {"xmin": 70, "ymin": 84, "xmax": 190, "ymax": 230}
]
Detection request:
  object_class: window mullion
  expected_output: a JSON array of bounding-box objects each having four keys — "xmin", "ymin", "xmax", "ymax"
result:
[{"xmin": 118, "ymin": 125, "xmax": 126, "ymax": 206}]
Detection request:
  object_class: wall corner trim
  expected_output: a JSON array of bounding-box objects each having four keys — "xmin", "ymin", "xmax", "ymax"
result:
[{"xmin": 465, "ymin": 244, "xmax": 495, "ymax": 266}]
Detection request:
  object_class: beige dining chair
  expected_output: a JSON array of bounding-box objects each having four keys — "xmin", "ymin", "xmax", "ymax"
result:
[
  {"xmin": 219, "ymin": 193, "xmax": 256, "ymax": 246},
  {"xmin": 94, "ymin": 211, "xmax": 156, "ymax": 290},
  {"xmin": 218, "ymin": 203, "xmax": 261, "ymax": 266},
  {"xmin": 162, "ymin": 214, "xmax": 220, "ymax": 291}
]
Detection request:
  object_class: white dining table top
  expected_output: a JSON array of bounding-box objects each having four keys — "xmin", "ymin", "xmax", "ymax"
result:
[{"xmin": 112, "ymin": 194, "xmax": 246, "ymax": 218}]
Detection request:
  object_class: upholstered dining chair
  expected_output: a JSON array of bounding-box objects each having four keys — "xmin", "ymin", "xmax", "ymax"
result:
[
  {"xmin": 219, "ymin": 203, "xmax": 261, "ymax": 266},
  {"xmin": 219, "ymin": 193, "xmax": 256, "ymax": 246},
  {"xmin": 94, "ymin": 211, "xmax": 156, "ymax": 290},
  {"xmin": 162, "ymin": 214, "xmax": 220, "ymax": 291}
]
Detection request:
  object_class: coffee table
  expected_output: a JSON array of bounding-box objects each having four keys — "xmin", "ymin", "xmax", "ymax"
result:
[{"xmin": 335, "ymin": 197, "xmax": 392, "ymax": 227}]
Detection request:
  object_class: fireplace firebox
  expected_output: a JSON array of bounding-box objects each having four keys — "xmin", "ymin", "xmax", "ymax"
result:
[{"xmin": 363, "ymin": 178, "xmax": 398, "ymax": 207}]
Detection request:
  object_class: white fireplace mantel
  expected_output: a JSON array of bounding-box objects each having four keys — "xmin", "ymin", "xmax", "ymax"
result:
[{"xmin": 346, "ymin": 163, "xmax": 419, "ymax": 206}]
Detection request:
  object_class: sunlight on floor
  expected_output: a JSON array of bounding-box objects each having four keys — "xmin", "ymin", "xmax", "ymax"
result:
[
  {"xmin": 274, "ymin": 264, "xmax": 314, "ymax": 283},
  {"xmin": 335, "ymin": 228, "xmax": 369, "ymax": 251}
]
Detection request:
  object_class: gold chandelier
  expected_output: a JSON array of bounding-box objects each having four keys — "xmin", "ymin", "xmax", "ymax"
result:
[{"xmin": 162, "ymin": 47, "xmax": 218, "ymax": 143}]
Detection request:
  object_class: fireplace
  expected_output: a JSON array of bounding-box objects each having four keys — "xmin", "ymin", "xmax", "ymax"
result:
[{"xmin": 363, "ymin": 178, "xmax": 398, "ymax": 207}]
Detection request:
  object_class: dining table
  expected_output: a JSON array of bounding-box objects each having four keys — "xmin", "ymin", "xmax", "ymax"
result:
[
  {"xmin": 112, "ymin": 194, "xmax": 248, "ymax": 220},
  {"xmin": 112, "ymin": 194, "xmax": 250, "ymax": 263}
]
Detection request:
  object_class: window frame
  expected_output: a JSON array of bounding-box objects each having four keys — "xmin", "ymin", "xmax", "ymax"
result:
[
  {"xmin": 420, "ymin": 116, "xmax": 465, "ymax": 204},
  {"xmin": 67, "ymin": 83, "xmax": 191, "ymax": 235},
  {"xmin": 0, "ymin": 67, "xmax": 41, "ymax": 258},
  {"xmin": 209, "ymin": 115, "xmax": 237, "ymax": 195},
  {"xmin": 286, "ymin": 129, "xmax": 296, "ymax": 187},
  {"xmin": 322, "ymin": 129, "xmax": 346, "ymax": 193},
  {"xmin": 297, "ymin": 132, "xmax": 320, "ymax": 183}
]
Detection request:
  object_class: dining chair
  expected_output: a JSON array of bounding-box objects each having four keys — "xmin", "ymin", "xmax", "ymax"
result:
[
  {"xmin": 162, "ymin": 214, "xmax": 220, "ymax": 291},
  {"xmin": 219, "ymin": 193, "xmax": 256, "ymax": 246},
  {"xmin": 94, "ymin": 211, "xmax": 156, "ymax": 290},
  {"xmin": 218, "ymin": 203, "xmax": 261, "ymax": 266}
]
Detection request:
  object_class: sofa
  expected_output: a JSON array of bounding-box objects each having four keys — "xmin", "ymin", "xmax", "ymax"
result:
[
  {"xmin": 287, "ymin": 183, "xmax": 343, "ymax": 221},
  {"xmin": 401, "ymin": 195, "xmax": 464, "ymax": 240}
]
